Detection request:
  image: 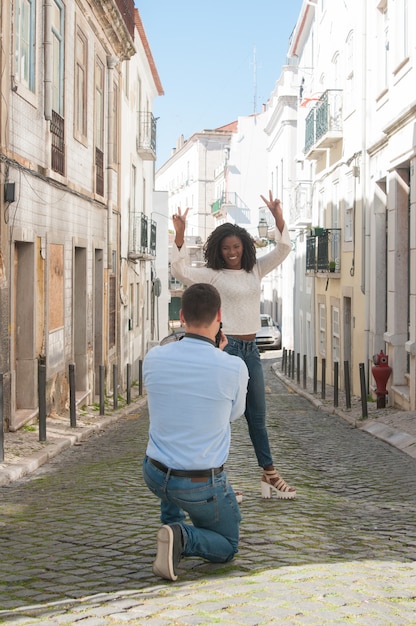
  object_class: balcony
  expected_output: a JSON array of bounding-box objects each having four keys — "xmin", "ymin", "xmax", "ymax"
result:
[
  {"xmin": 305, "ymin": 228, "xmax": 341, "ymax": 276},
  {"xmin": 136, "ymin": 112, "xmax": 157, "ymax": 160},
  {"xmin": 211, "ymin": 192, "xmax": 250, "ymax": 223},
  {"xmin": 129, "ymin": 212, "xmax": 156, "ymax": 260},
  {"xmin": 304, "ymin": 90, "xmax": 343, "ymax": 159}
]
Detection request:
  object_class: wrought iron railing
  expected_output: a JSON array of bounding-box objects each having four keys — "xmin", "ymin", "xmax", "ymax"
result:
[
  {"xmin": 306, "ymin": 228, "xmax": 341, "ymax": 274},
  {"xmin": 137, "ymin": 112, "xmax": 157, "ymax": 157},
  {"xmin": 129, "ymin": 212, "xmax": 156, "ymax": 258},
  {"xmin": 95, "ymin": 147, "xmax": 104, "ymax": 196},
  {"xmin": 211, "ymin": 192, "xmax": 250, "ymax": 222},
  {"xmin": 51, "ymin": 110, "xmax": 65, "ymax": 175},
  {"xmin": 304, "ymin": 90, "xmax": 343, "ymax": 154}
]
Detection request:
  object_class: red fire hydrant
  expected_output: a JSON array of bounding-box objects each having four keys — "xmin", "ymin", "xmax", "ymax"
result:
[{"xmin": 372, "ymin": 350, "xmax": 392, "ymax": 408}]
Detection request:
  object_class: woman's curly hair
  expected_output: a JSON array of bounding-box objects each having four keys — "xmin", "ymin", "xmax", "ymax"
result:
[{"xmin": 203, "ymin": 223, "xmax": 257, "ymax": 271}]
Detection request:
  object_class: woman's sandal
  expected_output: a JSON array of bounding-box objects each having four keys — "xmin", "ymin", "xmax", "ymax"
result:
[
  {"xmin": 235, "ymin": 490, "xmax": 243, "ymax": 504},
  {"xmin": 261, "ymin": 469, "xmax": 296, "ymax": 500}
]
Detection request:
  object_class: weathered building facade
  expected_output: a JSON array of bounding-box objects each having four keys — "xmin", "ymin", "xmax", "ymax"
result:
[{"xmin": 0, "ymin": 1, "xmax": 163, "ymax": 431}]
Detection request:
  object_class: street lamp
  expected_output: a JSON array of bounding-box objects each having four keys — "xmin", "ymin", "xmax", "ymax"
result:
[
  {"xmin": 257, "ymin": 217, "xmax": 269, "ymax": 239},
  {"xmin": 257, "ymin": 217, "xmax": 276, "ymax": 246}
]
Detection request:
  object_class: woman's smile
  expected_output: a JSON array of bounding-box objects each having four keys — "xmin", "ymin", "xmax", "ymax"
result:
[{"xmin": 221, "ymin": 236, "xmax": 243, "ymax": 269}]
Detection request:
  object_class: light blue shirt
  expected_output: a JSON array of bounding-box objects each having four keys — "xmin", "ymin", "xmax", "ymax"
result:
[{"xmin": 143, "ymin": 336, "xmax": 249, "ymax": 470}]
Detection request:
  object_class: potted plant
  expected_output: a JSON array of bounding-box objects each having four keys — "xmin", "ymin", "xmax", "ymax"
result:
[{"xmin": 329, "ymin": 260, "xmax": 336, "ymax": 272}]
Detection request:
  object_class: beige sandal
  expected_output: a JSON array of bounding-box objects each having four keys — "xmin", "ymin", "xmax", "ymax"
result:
[{"xmin": 261, "ymin": 469, "xmax": 296, "ymax": 500}]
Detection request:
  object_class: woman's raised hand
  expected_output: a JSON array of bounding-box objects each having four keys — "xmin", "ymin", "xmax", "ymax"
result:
[
  {"xmin": 172, "ymin": 207, "xmax": 189, "ymax": 248},
  {"xmin": 260, "ymin": 191, "xmax": 285, "ymax": 233}
]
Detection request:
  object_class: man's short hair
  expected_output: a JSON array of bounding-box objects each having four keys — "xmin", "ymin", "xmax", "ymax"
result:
[{"xmin": 181, "ymin": 283, "xmax": 221, "ymax": 326}]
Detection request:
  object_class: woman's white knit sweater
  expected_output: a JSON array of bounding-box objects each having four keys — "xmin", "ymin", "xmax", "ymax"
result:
[{"xmin": 171, "ymin": 225, "xmax": 292, "ymax": 336}]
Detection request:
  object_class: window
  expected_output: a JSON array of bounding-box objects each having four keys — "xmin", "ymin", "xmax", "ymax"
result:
[
  {"xmin": 332, "ymin": 306, "xmax": 340, "ymax": 363},
  {"xmin": 345, "ymin": 31, "xmax": 354, "ymax": 114},
  {"xmin": 136, "ymin": 282, "xmax": 140, "ymax": 327},
  {"xmin": 52, "ymin": 0, "xmax": 64, "ymax": 116},
  {"xmin": 50, "ymin": 0, "xmax": 65, "ymax": 174},
  {"xmin": 377, "ymin": 1, "xmax": 389, "ymax": 94},
  {"xmin": 15, "ymin": 0, "xmax": 36, "ymax": 92},
  {"xmin": 344, "ymin": 173, "xmax": 353, "ymax": 242},
  {"xmin": 74, "ymin": 25, "xmax": 87, "ymax": 141},
  {"xmin": 319, "ymin": 303, "xmax": 326, "ymax": 357},
  {"xmin": 112, "ymin": 81, "xmax": 119, "ymax": 164},
  {"xmin": 394, "ymin": 0, "xmax": 408, "ymax": 66},
  {"xmin": 95, "ymin": 58, "xmax": 105, "ymax": 195}
]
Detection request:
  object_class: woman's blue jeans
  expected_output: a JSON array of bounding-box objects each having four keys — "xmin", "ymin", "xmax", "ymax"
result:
[
  {"xmin": 142, "ymin": 456, "xmax": 241, "ymax": 563},
  {"xmin": 224, "ymin": 336, "xmax": 273, "ymax": 468}
]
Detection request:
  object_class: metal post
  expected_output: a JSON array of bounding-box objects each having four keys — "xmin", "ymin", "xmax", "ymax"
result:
[
  {"xmin": 99, "ymin": 365, "xmax": 105, "ymax": 415},
  {"xmin": 344, "ymin": 361, "xmax": 351, "ymax": 409},
  {"xmin": 282, "ymin": 348, "xmax": 286, "ymax": 372},
  {"xmin": 138, "ymin": 359, "xmax": 143, "ymax": 396},
  {"xmin": 113, "ymin": 364, "xmax": 118, "ymax": 410},
  {"xmin": 127, "ymin": 363, "xmax": 131, "ymax": 405},
  {"xmin": 303, "ymin": 354, "xmax": 307, "ymax": 389},
  {"xmin": 313, "ymin": 356, "xmax": 318, "ymax": 393},
  {"xmin": 69, "ymin": 363, "xmax": 76, "ymax": 428},
  {"xmin": 291, "ymin": 351, "xmax": 295, "ymax": 380},
  {"xmin": 296, "ymin": 353, "xmax": 300, "ymax": 384},
  {"xmin": 321, "ymin": 358, "xmax": 326, "ymax": 399},
  {"xmin": 359, "ymin": 363, "xmax": 368, "ymax": 418},
  {"xmin": 334, "ymin": 361, "xmax": 339, "ymax": 407},
  {"xmin": 287, "ymin": 350, "xmax": 291, "ymax": 378},
  {"xmin": 0, "ymin": 373, "xmax": 4, "ymax": 462},
  {"xmin": 38, "ymin": 360, "xmax": 47, "ymax": 442}
]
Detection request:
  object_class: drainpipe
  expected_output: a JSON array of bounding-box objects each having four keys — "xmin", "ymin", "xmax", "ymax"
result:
[
  {"xmin": 362, "ymin": 1, "xmax": 370, "ymax": 388},
  {"xmin": 106, "ymin": 56, "xmax": 118, "ymax": 269},
  {"xmin": 43, "ymin": 0, "xmax": 52, "ymax": 121}
]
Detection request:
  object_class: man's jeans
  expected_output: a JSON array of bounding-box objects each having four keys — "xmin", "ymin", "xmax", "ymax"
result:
[
  {"xmin": 143, "ymin": 456, "xmax": 241, "ymax": 563},
  {"xmin": 225, "ymin": 336, "xmax": 273, "ymax": 468}
]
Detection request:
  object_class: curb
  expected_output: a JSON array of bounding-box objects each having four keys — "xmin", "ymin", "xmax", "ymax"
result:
[
  {"xmin": 271, "ymin": 363, "xmax": 416, "ymax": 460},
  {"xmin": 0, "ymin": 397, "xmax": 147, "ymax": 487}
]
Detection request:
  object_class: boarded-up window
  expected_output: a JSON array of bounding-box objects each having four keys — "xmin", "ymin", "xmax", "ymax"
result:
[{"xmin": 49, "ymin": 244, "xmax": 64, "ymax": 330}]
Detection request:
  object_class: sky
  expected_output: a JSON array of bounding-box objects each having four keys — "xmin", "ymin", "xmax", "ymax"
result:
[{"xmin": 136, "ymin": 1, "xmax": 304, "ymax": 168}]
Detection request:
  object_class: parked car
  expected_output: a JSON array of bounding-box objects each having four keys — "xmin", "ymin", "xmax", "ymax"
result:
[{"xmin": 255, "ymin": 314, "xmax": 282, "ymax": 351}]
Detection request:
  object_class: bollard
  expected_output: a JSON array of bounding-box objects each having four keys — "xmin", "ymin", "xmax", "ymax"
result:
[
  {"xmin": 283, "ymin": 348, "xmax": 288, "ymax": 375},
  {"xmin": 359, "ymin": 362, "xmax": 368, "ymax": 418},
  {"xmin": 321, "ymin": 358, "xmax": 326, "ymax": 399},
  {"xmin": 69, "ymin": 363, "xmax": 76, "ymax": 428},
  {"xmin": 0, "ymin": 373, "xmax": 3, "ymax": 462},
  {"xmin": 313, "ymin": 356, "xmax": 318, "ymax": 393},
  {"xmin": 344, "ymin": 361, "xmax": 351, "ymax": 409},
  {"xmin": 38, "ymin": 360, "xmax": 47, "ymax": 442},
  {"xmin": 287, "ymin": 350, "xmax": 292, "ymax": 378},
  {"xmin": 334, "ymin": 361, "xmax": 339, "ymax": 407},
  {"xmin": 303, "ymin": 354, "xmax": 307, "ymax": 389},
  {"xmin": 291, "ymin": 351, "xmax": 295, "ymax": 380},
  {"xmin": 113, "ymin": 364, "xmax": 118, "ymax": 410},
  {"xmin": 99, "ymin": 365, "xmax": 105, "ymax": 415},
  {"xmin": 282, "ymin": 348, "xmax": 286, "ymax": 372},
  {"xmin": 126, "ymin": 363, "xmax": 131, "ymax": 405},
  {"xmin": 296, "ymin": 353, "xmax": 300, "ymax": 384},
  {"xmin": 139, "ymin": 359, "xmax": 143, "ymax": 396}
]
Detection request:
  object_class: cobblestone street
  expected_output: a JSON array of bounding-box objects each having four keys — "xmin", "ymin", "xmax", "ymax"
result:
[{"xmin": 0, "ymin": 356, "xmax": 415, "ymax": 625}]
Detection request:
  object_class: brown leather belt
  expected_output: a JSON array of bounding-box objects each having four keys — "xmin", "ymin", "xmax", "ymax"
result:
[{"xmin": 148, "ymin": 457, "xmax": 223, "ymax": 477}]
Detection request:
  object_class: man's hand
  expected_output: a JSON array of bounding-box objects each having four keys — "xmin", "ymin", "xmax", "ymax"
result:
[{"xmin": 218, "ymin": 331, "xmax": 228, "ymax": 350}]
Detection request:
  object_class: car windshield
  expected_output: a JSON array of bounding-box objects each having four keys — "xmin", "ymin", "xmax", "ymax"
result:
[{"xmin": 261, "ymin": 317, "xmax": 272, "ymax": 327}]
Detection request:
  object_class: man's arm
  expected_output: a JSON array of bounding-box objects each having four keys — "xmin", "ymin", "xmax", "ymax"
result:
[{"xmin": 229, "ymin": 362, "xmax": 249, "ymax": 422}]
